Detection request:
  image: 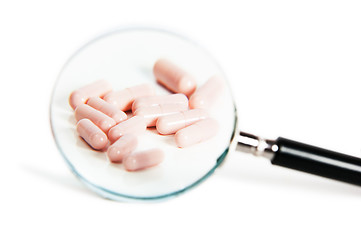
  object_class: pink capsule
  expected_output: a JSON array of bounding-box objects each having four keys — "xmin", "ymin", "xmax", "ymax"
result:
[
  {"xmin": 175, "ymin": 118, "xmax": 219, "ymax": 148},
  {"xmin": 76, "ymin": 119, "xmax": 108, "ymax": 150},
  {"xmin": 123, "ymin": 148, "xmax": 164, "ymax": 172},
  {"xmin": 189, "ymin": 75, "xmax": 224, "ymax": 109},
  {"xmin": 107, "ymin": 116, "xmax": 147, "ymax": 142},
  {"xmin": 134, "ymin": 103, "xmax": 188, "ymax": 127},
  {"xmin": 87, "ymin": 97, "xmax": 127, "ymax": 123},
  {"xmin": 156, "ymin": 109, "xmax": 209, "ymax": 135},
  {"xmin": 103, "ymin": 83, "xmax": 155, "ymax": 111},
  {"xmin": 75, "ymin": 104, "xmax": 116, "ymax": 133},
  {"xmin": 107, "ymin": 134, "xmax": 138, "ymax": 163},
  {"xmin": 69, "ymin": 80, "xmax": 112, "ymax": 110},
  {"xmin": 132, "ymin": 93, "xmax": 188, "ymax": 113},
  {"xmin": 153, "ymin": 59, "xmax": 197, "ymax": 96}
]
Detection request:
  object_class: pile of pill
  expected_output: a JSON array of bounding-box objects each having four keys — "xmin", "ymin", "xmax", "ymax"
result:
[{"xmin": 69, "ymin": 59, "xmax": 223, "ymax": 172}]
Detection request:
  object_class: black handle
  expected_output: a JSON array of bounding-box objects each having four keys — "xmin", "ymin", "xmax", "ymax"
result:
[{"xmin": 271, "ymin": 137, "xmax": 361, "ymax": 186}]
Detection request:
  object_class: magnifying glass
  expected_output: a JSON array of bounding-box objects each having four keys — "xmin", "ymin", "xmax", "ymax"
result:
[{"xmin": 50, "ymin": 27, "xmax": 361, "ymax": 201}]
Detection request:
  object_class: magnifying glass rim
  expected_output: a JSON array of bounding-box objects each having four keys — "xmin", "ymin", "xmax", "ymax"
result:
[{"xmin": 49, "ymin": 26, "xmax": 239, "ymax": 201}]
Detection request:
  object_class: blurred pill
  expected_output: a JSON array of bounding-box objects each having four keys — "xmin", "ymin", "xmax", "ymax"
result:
[
  {"xmin": 108, "ymin": 116, "xmax": 147, "ymax": 142},
  {"xmin": 76, "ymin": 119, "xmax": 108, "ymax": 150},
  {"xmin": 156, "ymin": 109, "xmax": 209, "ymax": 135},
  {"xmin": 69, "ymin": 80, "xmax": 112, "ymax": 110},
  {"xmin": 75, "ymin": 104, "xmax": 116, "ymax": 133},
  {"xmin": 107, "ymin": 134, "xmax": 138, "ymax": 163},
  {"xmin": 189, "ymin": 75, "xmax": 224, "ymax": 109},
  {"xmin": 175, "ymin": 118, "xmax": 219, "ymax": 148},
  {"xmin": 123, "ymin": 148, "xmax": 164, "ymax": 172},
  {"xmin": 87, "ymin": 97, "xmax": 127, "ymax": 123},
  {"xmin": 132, "ymin": 93, "xmax": 188, "ymax": 112},
  {"xmin": 104, "ymin": 83, "xmax": 155, "ymax": 111},
  {"xmin": 153, "ymin": 59, "xmax": 196, "ymax": 96},
  {"xmin": 134, "ymin": 103, "xmax": 188, "ymax": 127}
]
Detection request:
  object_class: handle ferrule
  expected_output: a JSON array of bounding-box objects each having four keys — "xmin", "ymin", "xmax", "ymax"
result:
[{"xmin": 236, "ymin": 131, "xmax": 278, "ymax": 159}]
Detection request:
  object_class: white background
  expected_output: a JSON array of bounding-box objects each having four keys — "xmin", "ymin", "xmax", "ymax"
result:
[{"xmin": 1, "ymin": 1, "xmax": 361, "ymax": 239}]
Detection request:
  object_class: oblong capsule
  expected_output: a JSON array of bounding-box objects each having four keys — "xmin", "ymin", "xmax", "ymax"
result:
[
  {"xmin": 107, "ymin": 116, "xmax": 147, "ymax": 142},
  {"xmin": 75, "ymin": 104, "xmax": 116, "ymax": 133},
  {"xmin": 156, "ymin": 109, "xmax": 209, "ymax": 135},
  {"xmin": 103, "ymin": 83, "xmax": 155, "ymax": 111},
  {"xmin": 131, "ymin": 93, "xmax": 188, "ymax": 113},
  {"xmin": 123, "ymin": 148, "xmax": 164, "ymax": 172},
  {"xmin": 189, "ymin": 75, "xmax": 224, "ymax": 109},
  {"xmin": 107, "ymin": 134, "xmax": 138, "ymax": 163},
  {"xmin": 134, "ymin": 103, "xmax": 188, "ymax": 127},
  {"xmin": 175, "ymin": 118, "xmax": 219, "ymax": 148},
  {"xmin": 87, "ymin": 97, "xmax": 127, "ymax": 123},
  {"xmin": 76, "ymin": 118, "xmax": 108, "ymax": 150},
  {"xmin": 69, "ymin": 80, "xmax": 112, "ymax": 110},
  {"xmin": 153, "ymin": 59, "xmax": 196, "ymax": 96}
]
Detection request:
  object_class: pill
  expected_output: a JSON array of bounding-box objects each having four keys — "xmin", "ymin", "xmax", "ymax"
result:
[
  {"xmin": 108, "ymin": 116, "xmax": 147, "ymax": 142},
  {"xmin": 107, "ymin": 134, "xmax": 138, "ymax": 163},
  {"xmin": 69, "ymin": 80, "xmax": 112, "ymax": 110},
  {"xmin": 134, "ymin": 103, "xmax": 188, "ymax": 127},
  {"xmin": 87, "ymin": 97, "xmax": 127, "ymax": 123},
  {"xmin": 175, "ymin": 118, "xmax": 219, "ymax": 148},
  {"xmin": 103, "ymin": 83, "xmax": 155, "ymax": 111},
  {"xmin": 123, "ymin": 148, "xmax": 164, "ymax": 172},
  {"xmin": 75, "ymin": 104, "xmax": 116, "ymax": 133},
  {"xmin": 132, "ymin": 93, "xmax": 188, "ymax": 112},
  {"xmin": 76, "ymin": 119, "xmax": 108, "ymax": 150},
  {"xmin": 156, "ymin": 109, "xmax": 209, "ymax": 135},
  {"xmin": 153, "ymin": 59, "xmax": 196, "ymax": 96},
  {"xmin": 189, "ymin": 75, "xmax": 224, "ymax": 109}
]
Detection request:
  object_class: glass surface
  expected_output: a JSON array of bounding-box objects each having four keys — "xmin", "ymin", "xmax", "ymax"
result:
[{"xmin": 50, "ymin": 27, "xmax": 237, "ymax": 201}]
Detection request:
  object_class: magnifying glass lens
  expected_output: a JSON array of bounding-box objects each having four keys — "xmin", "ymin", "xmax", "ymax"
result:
[{"xmin": 50, "ymin": 28, "xmax": 237, "ymax": 201}]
